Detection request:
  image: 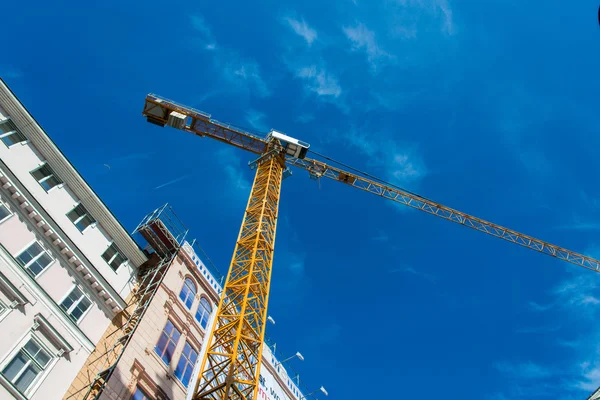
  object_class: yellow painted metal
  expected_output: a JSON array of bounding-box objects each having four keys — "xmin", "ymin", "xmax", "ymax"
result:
[{"xmin": 193, "ymin": 150, "xmax": 284, "ymax": 400}]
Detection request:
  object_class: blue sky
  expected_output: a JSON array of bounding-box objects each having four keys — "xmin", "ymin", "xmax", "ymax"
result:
[{"xmin": 2, "ymin": 1, "xmax": 600, "ymax": 398}]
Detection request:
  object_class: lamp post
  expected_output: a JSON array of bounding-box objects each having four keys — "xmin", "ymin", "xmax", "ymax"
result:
[
  {"xmin": 299, "ymin": 386, "xmax": 328, "ymax": 399},
  {"xmin": 273, "ymin": 352, "xmax": 304, "ymax": 367}
]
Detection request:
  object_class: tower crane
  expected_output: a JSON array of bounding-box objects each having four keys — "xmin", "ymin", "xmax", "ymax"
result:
[{"xmin": 141, "ymin": 94, "xmax": 600, "ymax": 400}]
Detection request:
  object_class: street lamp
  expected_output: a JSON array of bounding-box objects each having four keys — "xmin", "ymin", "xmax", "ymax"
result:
[
  {"xmin": 273, "ymin": 352, "xmax": 304, "ymax": 367},
  {"xmin": 300, "ymin": 386, "xmax": 328, "ymax": 399},
  {"xmin": 268, "ymin": 315, "xmax": 276, "ymax": 325}
]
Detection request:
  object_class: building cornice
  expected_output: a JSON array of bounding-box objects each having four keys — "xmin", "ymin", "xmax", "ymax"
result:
[
  {"xmin": 0, "ymin": 243, "xmax": 94, "ymax": 352},
  {"xmin": 0, "ymin": 160, "xmax": 126, "ymax": 312},
  {"xmin": 0, "ymin": 79, "xmax": 147, "ymax": 268}
]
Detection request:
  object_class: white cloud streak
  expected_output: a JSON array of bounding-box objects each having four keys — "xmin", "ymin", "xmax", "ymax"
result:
[
  {"xmin": 296, "ymin": 65, "xmax": 342, "ymax": 98},
  {"xmin": 189, "ymin": 15, "xmax": 270, "ymax": 98},
  {"xmin": 154, "ymin": 174, "xmax": 191, "ymax": 190},
  {"xmin": 343, "ymin": 23, "xmax": 393, "ymax": 71},
  {"xmin": 285, "ymin": 17, "xmax": 317, "ymax": 45}
]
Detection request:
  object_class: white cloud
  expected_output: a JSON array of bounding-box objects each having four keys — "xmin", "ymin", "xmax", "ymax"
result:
[
  {"xmin": 372, "ymin": 230, "xmax": 389, "ymax": 242},
  {"xmin": 216, "ymin": 148, "xmax": 251, "ymax": 193},
  {"xmin": 388, "ymin": 266, "xmax": 436, "ymax": 283},
  {"xmin": 223, "ymin": 59, "xmax": 270, "ymax": 98},
  {"xmin": 285, "ymin": 17, "xmax": 317, "ymax": 45},
  {"xmin": 189, "ymin": 15, "xmax": 270, "ymax": 98},
  {"xmin": 495, "ymin": 361, "xmax": 554, "ymax": 380},
  {"xmin": 190, "ymin": 15, "xmax": 217, "ymax": 49},
  {"xmin": 343, "ymin": 23, "xmax": 393, "ymax": 71},
  {"xmin": 344, "ymin": 129, "xmax": 427, "ymax": 189},
  {"xmin": 296, "ymin": 65, "xmax": 341, "ymax": 98},
  {"xmin": 393, "ymin": 0, "xmax": 456, "ymax": 36},
  {"xmin": 245, "ymin": 109, "xmax": 269, "ymax": 132}
]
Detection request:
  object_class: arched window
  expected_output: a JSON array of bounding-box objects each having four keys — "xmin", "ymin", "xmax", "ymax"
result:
[
  {"xmin": 179, "ymin": 278, "xmax": 196, "ymax": 309},
  {"xmin": 195, "ymin": 298, "xmax": 212, "ymax": 329}
]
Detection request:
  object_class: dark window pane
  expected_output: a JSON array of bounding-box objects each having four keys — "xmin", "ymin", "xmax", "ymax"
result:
[
  {"xmin": 0, "ymin": 120, "xmax": 17, "ymax": 135},
  {"xmin": 31, "ymin": 164, "xmax": 52, "ymax": 181},
  {"xmin": 40, "ymin": 175, "xmax": 61, "ymax": 191},
  {"xmin": 14, "ymin": 363, "xmax": 40, "ymax": 393},
  {"xmin": 2, "ymin": 351, "xmax": 27, "ymax": 381},
  {"xmin": 133, "ymin": 387, "xmax": 150, "ymax": 400},
  {"xmin": 1, "ymin": 131, "xmax": 27, "ymax": 146},
  {"xmin": 0, "ymin": 203, "xmax": 10, "ymax": 220}
]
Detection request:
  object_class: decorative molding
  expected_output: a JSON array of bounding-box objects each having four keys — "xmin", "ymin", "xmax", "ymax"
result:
[
  {"xmin": 0, "ymin": 270, "xmax": 28, "ymax": 306},
  {"xmin": 33, "ymin": 313, "xmax": 74, "ymax": 355},
  {"xmin": 0, "ymin": 243, "xmax": 94, "ymax": 352},
  {"xmin": 0, "ymin": 164, "xmax": 125, "ymax": 313},
  {"xmin": 0, "ymin": 80, "xmax": 147, "ymax": 268}
]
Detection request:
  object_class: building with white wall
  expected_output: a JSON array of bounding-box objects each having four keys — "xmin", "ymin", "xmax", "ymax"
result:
[{"xmin": 0, "ymin": 79, "xmax": 147, "ymax": 399}]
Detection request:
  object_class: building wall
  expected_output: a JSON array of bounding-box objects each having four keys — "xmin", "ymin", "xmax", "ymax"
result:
[
  {"xmin": 0, "ymin": 80, "xmax": 147, "ymax": 400},
  {"xmin": 99, "ymin": 244, "xmax": 220, "ymax": 400}
]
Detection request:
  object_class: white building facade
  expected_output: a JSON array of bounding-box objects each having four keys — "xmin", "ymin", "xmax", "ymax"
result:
[{"xmin": 0, "ymin": 79, "xmax": 147, "ymax": 399}]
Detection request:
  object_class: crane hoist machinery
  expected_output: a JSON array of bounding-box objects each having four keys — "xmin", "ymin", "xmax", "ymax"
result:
[{"xmin": 140, "ymin": 94, "xmax": 600, "ymax": 400}]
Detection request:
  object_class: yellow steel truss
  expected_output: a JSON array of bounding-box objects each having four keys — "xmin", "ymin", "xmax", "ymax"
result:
[{"xmin": 194, "ymin": 150, "xmax": 284, "ymax": 400}]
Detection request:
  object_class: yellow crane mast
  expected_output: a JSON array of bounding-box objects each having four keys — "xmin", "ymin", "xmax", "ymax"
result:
[{"xmin": 141, "ymin": 94, "xmax": 600, "ymax": 400}]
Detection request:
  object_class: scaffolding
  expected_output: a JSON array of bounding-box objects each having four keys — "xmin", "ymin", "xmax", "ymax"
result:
[{"xmin": 67, "ymin": 204, "xmax": 188, "ymax": 400}]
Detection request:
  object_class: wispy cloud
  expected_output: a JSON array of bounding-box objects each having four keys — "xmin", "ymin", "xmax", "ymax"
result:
[
  {"xmin": 284, "ymin": 17, "xmax": 317, "ymax": 46},
  {"xmin": 216, "ymin": 148, "xmax": 251, "ymax": 193},
  {"xmin": 494, "ymin": 361, "xmax": 555, "ymax": 380},
  {"xmin": 295, "ymin": 114, "xmax": 315, "ymax": 124},
  {"xmin": 393, "ymin": 0, "xmax": 456, "ymax": 36},
  {"xmin": 343, "ymin": 23, "xmax": 393, "ymax": 71},
  {"xmin": 296, "ymin": 65, "xmax": 341, "ymax": 98},
  {"xmin": 190, "ymin": 15, "xmax": 217, "ymax": 50},
  {"xmin": 154, "ymin": 174, "xmax": 191, "ymax": 190},
  {"xmin": 554, "ymin": 222, "xmax": 600, "ymax": 232},
  {"xmin": 0, "ymin": 69, "xmax": 23, "ymax": 79},
  {"xmin": 344, "ymin": 129, "xmax": 427, "ymax": 189},
  {"xmin": 372, "ymin": 230, "xmax": 389, "ymax": 242},
  {"xmin": 245, "ymin": 109, "xmax": 269, "ymax": 132},
  {"xmin": 509, "ymin": 272, "xmax": 600, "ymax": 397},
  {"xmin": 528, "ymin": 301, "xmax": 554, "ymax": 312},
  {"xmin": 388, "ymin": 266, "xmax": 436, "ymax": 283},
  {"xmin": 189, "ymin": 15, "xmax": 270, "ymax": 98},
  {"xmin": 514, "ymin": 325, "xmax": 561, "ymax": 334}
]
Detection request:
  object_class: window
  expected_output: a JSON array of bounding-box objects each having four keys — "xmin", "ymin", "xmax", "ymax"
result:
[
  {"xmin": 154, "ymin": 320, "xmax": 180, "ymax": 365},
  {"xmin": 59, "ymin": 286, "xmax": 92, "ymax": 323},
  {"xmin": 0, "ymin": 120, "xmax": 27, "ymax": 147},
  {"xmin": 16, "ymin": 242, "xmax": 53, "ymax": 278},
  {"xmin": 101, "ymin": 243, "xmax": 127, "ymax": 271},
  {"xmin": 31, "ymin": 164, "xmax": 62, "ymax": 191},
  {"xmin": 66, "ymin": 204, "xmax": 95, "ymax": 232},
  {"xmin": 179, "ymin": 278, "xmax": 196, "ymax": 310},
  {"xmin": 132, "ymin": 386, "xmax": 151, "ymax": 400},
  {"xmin": 195, "ymin": 298, "xmax": 211, "ymax": 329},
  {"xmin": 1, "ymin": 338, "xmax": 51, "ymax": 396},
  {"xmin": 174, "ymin": 341, "xmax": 198, "ymax": 387},
  {"xmin": 0, "ymin": 202, "xmax": 11, "ymax": 222}
]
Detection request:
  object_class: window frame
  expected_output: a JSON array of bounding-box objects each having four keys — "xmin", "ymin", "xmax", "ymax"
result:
[
  {"xmin": 30, "ymin": 163, "xmax": 62, "ymax": 192},
  {"xmin": 58, "ymin": 285, "xmax": 92, "ymax": 324},
  {"xmin": 0, "ymin": 200, "xmax": 12, "ymax": 224},
  {"xmin": 0, "ymin": 333, "xmax": 55, "ymax": 398},
  {"xmin": 14, "ymin": 240, "xmax": 54, "ymax": 279},
  {"xmin": 66, "ymin": 203, "xmax": 96, "ymax": 233},
  {"xmin": 154, "ymin": 319, "xmax": 181, "ymax": 366},
  {"xmin": 174, "ymin": 341, "xmax": 198, "ymax": 388},
  {"xmin": 132, "ymin": 385, "xmax": 152, "ymax": 400},
  {"xmin": 195, "ymin": 297, "xmax": 212, "ymax": 329},
  {"xmin": 178, "ymin": 278, "xmax": 196, "ymax": 310},
  {"xmin": 0, "ymin": 119, "xmax": 27, "ymax": 148},
  {"xmin": 101, "ymin": 243, "xmax": 128, "ymax": 272}
]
